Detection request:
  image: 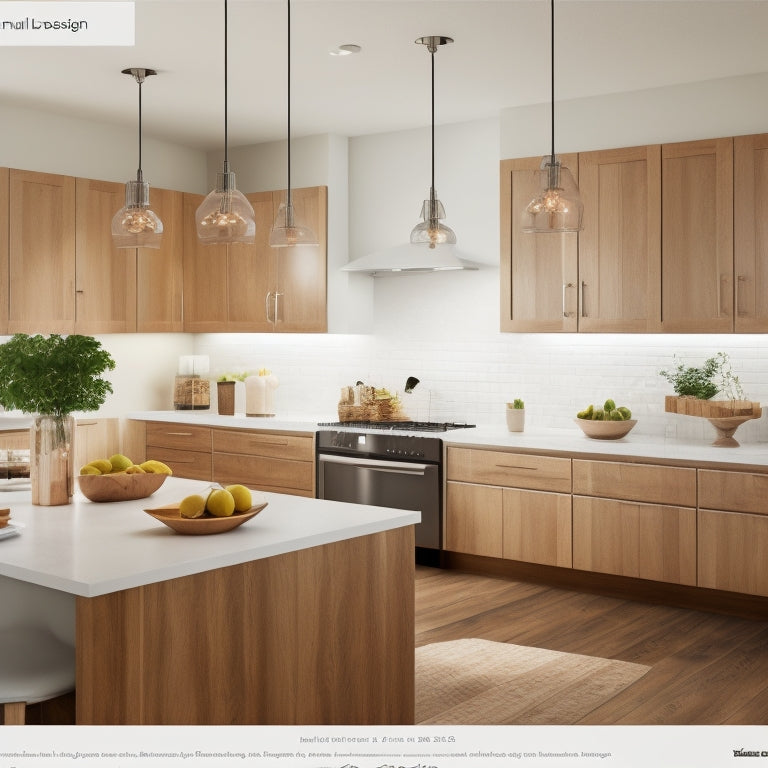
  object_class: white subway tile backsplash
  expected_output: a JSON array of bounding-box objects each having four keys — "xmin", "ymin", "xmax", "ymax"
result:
[{"xmin": 193, "ymin": 331, "xmax": 768, "ymax": 444}]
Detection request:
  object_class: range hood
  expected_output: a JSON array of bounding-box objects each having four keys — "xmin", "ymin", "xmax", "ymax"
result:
[{"xmin": 342, "ymin": 244, "xmax": 480, "ymax": 275}]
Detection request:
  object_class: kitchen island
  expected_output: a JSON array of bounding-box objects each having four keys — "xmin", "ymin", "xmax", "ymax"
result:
[{"xmin": 0, "ymin": 477, "xmax": 418, "ymax": 725}]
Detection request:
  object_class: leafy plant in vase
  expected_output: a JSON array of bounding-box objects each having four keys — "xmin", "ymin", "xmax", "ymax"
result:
[
  {"xmin": 505, "ymin": 399, "xmax": 525, "ymax": 432},
  {"xmin": 659, "ymin": 352, "xmax": 760, "ymax": 446},
  {"xmin": 0, "ymin": 334, "xmax": 116, "ymax": 504}
]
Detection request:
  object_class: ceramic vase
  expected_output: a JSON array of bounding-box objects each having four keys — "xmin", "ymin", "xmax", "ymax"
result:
[{"xmin": 30, "ymin": 414, "xmax": 75, "ymax": 506}]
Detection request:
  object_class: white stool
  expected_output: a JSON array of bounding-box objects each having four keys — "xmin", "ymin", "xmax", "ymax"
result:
[
  {"xmin": 0, "ymin": 626, "xmax": 75, "ymax": 724},
  {"xmin": 0, "ymin": 576, "xmax": 76, "ymax": 725}
]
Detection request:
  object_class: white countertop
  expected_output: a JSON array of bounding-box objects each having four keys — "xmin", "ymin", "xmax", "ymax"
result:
[
  {"xmin": 127, "ymin": 411, "xmax": 768, "ymax": 469},
  {"xmin": 0, "ymin": 477, "xmax": 419, "ymax": 598}
]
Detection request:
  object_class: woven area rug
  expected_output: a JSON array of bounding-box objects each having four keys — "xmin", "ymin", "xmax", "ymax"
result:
[{"xmin": 415, "ymin": 638, "xmax": 650, "ymax": 725}]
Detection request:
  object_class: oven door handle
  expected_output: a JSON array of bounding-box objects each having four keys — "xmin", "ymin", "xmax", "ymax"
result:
[{"xmin": 318, "ymin": 453, "xmax": 431, "ymax": 475}]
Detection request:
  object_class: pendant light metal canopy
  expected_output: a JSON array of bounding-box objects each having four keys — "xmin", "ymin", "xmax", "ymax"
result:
[
  {"xmin": 196, "ymin": 0, "xmax": 256, "ymax": 245},
  {"xmin": 270, "ymin": 0, "xmax": 318, "ymax": 248},
  {"xmin": 410, "ymin": 35, "xmax": 456, "ymax": 250},
  {"xmin": 522, "ymin": 0, "xmax": 583, "ymax": 234},
  {"xmin": 111, "ymin": 68, "xmax": 163, "ymax": 249}
]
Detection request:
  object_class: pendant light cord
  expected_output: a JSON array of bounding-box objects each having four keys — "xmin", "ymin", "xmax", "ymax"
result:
[
  {"xmin": 137, "ymin": 75, "xmax": 143, "ymax": 180},
  {"xmin": 430, "ymin": 46, "xmax": 435, "ymax": 194},
  {"xmin": 550, "ymin": 0, "xmax": 555, "ymax": 164},
  {"xmin": 287, "ymin": 0, "xmax": 292, "ymax": 205},
  {"xmin": 224, "ymin": 0, "xmax": 229, "ymax": 167}
]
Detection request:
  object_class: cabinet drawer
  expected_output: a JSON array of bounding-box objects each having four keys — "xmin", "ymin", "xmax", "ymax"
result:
[
  {"xmin": 572, "ymin": 459, "xmax": 696, "ymax": 507},
  {"xmin": 573, "ymin": 495, "xmax": 696, "ymax": 585},
  {"xmin": 698, "ymin": 469, "xmax": 768, "ymax": 516},
  {"xmin": 146, "ymin": 422, "xmax": 211, "ymax": 452},
  {"xmin": 446, "ymin": 447, "xmax": 571, "ymax": 493},
  {"xmin": 212, "ymin": 452, "xmax": 313, "ymax": 495},
  {"xmin": 212, "ymin": 429, "xmax": 314, "ymax": 461},
  {"xmin": 145, "ymin": 446, "xmax": 212, "ymax": 481},
  {"xmin": 698, "ymin": 509, "xmax": 768, "ymax": 596}
]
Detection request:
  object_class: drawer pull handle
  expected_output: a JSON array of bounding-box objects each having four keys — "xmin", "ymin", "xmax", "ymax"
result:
[
  {"xmin": 165, "ymin": 431, "xmax": 194, "ymax": 437},
  {"xmin": 495, "ymin": 464, "xmax": 538, "ymax": 471}
]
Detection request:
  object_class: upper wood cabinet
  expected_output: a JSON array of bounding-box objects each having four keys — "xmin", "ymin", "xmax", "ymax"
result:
[
  {"xmin": 578, "ymin": 145, "xmax": 662, "ymax": 332},
  {"xmin": 660, "ymin": 138, "xmax": 734, "ymax": 333},
  {"xmin": 182, "ymin": 185, "xmax": 327, "ymax": 333},
  {"xmin": 8, "ymin": 169, "xmax": 76, "ymax": 334},
  {"xmin": 500, "ymin": 155, "xmax": 579, "ymax": 332},
  {"xmin": 733, "ymin": 133, "xmax": 768, "ymax": 332}
]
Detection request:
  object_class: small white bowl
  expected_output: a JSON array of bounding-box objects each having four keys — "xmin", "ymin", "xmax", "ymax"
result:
[{"xmin": 575, "ymin": 418, "xmax": 637, "ymax": 440}]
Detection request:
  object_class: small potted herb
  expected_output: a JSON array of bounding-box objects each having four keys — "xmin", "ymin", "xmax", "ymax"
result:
[
  {"xmin": 505, "ymin": 398, "xmax": 525, "ymax": 432},
  {"xmin": 0, "ymin": 334, "xmax": 116, "ymax": 505}
]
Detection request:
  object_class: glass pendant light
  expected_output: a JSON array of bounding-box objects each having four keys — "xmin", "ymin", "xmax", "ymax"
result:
[
  {"xmin": 111, "ymin": 68, "xmax": 163, "ymax": 249},
  {"xmin": 270, "ymin": 0, "xmax": 318, "ymax": 247},
  {"xmin": 195, "ymin": 0, "xmax": 255, "ymax": 245},
  {"xmin": 410, "ymin": 35, "xmax": 456, "ymax": 249},
  {"xmin": 522, "ymin": 0, "xmax": 584, "ymax": 234}
]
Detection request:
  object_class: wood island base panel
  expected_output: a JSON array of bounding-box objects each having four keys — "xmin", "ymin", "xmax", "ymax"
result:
[{"xmin": 75, "ymin": 526, "xmax": 414, "ymax": 725}]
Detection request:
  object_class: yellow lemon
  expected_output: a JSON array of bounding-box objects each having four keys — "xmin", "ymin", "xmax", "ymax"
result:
[
  {"xmin": 139, "ymin": 460, "xmax": 173, "ymax": 475},
  {"xmin": 206, "ymin": 489, "xmax": 235, "ymax": 517},
  {"xmin": 109, "ymin": 453, "xmax": 133, "ymax": 473},
  {"xmin": 225, "ymin": 484, "xmax": 252, "ymax": 513},
  {"xmin": 79, "ymin": 464, "xmax": 101, "ymax": 475},
  {"xmin": 86, "ymin": 458, "xmax": 112, "ymax": 474},
  {"xmin": 179, "ymin": 494, "xmax": 207, "ymax": 519},
  {"xmin": 125, "ymin": 464, "xmax": 146, "ymax": 474}
]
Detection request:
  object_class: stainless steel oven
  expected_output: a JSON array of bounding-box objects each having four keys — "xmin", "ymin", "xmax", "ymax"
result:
[{"xmin": 316, "ymin": 422, "xmax": 474, "ymax": 565}]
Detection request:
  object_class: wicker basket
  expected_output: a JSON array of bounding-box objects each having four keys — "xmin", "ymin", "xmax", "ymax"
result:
[{"xmin": 338, "ymin": 385, "xmax": 409, "ymax": 422}]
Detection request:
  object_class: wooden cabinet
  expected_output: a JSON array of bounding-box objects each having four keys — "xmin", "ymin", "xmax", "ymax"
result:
[
  {"xmin": 500, "ymin": 155, "xmax": 579, "ymax": 332},
  {"xmin": 445, "ymin": 447, "xmax": 572, "ymax": 567},
  {"xmin": 733, "ymin": 133, "xmax": 768, "ymax": 332},
  {"xmin": 572, "ymin": 459, "xmax": 697, "ymax": 585},
  {"xmin": 698, "ymin": 468, "xmax": 768, "ymax": 596},
  {"xmin": 211, "ymin": 428, "xmax": 314, "ymax": 497},
  {"xmin": 660, "ymin": 138, "xmax": 734, "ymax": 333},
  {"xmin": 577, "ymin": 145, "xmax": 662, "ymax": 332},
  {"xmin": 182, "ymin": 186, "xmax": 327, "ymax": 333},
  {"xmin": 0, "ymin": 168, "xmax": 7, "ymax": 335},
  {"xmin": 145, "ymin": 421, "xmax": 212, "ymax": 481},
  {"xmin": 8, "ymin": 169, "xmax": 76, "ymax": 333}
]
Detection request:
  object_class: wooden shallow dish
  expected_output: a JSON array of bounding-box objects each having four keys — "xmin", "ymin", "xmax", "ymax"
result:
[
  {"xmin": 144, "ymin": 501, "xmax": 268, "ymax": 535},
  {"xmin": 575, "ymin": 418, "xmax": 637, "ymax": 440},
  {"xmin": 78, "ymin": 472, "xmax": 168, "ymax": 502}
]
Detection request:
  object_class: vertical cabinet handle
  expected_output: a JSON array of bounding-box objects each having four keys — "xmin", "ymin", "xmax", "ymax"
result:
[
  {"xmin": 736, "ymin": 274, "xmax": 747, "ymax": 317},
  {"xmin": 274, "ymin": 292, "xmax": 282, "ymax": 324},
  {"xmin": 562, "ymin": 282, "xmax": 574, "ymax": 318},
  {"xmin": 265, "ymin": 292, "xmax": 273, "ymax": 323},
  {"xmin": 580, "ymin": 281, "xmax": 586, "ymax": 318}
]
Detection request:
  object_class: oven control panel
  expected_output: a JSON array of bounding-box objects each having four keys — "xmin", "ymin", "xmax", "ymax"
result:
[{"xmin": 316, "ymin": 430, "xmax": 442, "ymax": 463}]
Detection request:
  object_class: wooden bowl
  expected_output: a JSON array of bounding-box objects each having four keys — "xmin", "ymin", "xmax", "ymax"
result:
[
  {"xmin": 144, "ymin": 501, "xmax": 268, "ymax": 535},
  {"xmin": 77, "ymin": 472, "xmax": 168, "ymax": 502},
  {"xmin": 574, "ymin": 418, "xmax": 637, "ymax": 440}
]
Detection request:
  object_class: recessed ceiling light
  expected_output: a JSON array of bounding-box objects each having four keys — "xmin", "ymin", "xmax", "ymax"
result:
[{"xmin": 330, "ymin": 44, "xmax": 361, "ymax": 56}]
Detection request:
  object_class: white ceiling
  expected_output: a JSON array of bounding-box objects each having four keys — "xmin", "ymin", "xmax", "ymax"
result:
[{"xmin": 2, "ymin": 0, "xmax": 768, "ymax": 151}]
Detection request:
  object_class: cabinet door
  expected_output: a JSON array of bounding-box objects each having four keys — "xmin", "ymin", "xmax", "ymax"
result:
[
  {"xmin": 8, "ymin": 169, "xmax": 76, "ymax": 333},
  {"xmin": 226, "ymin": 191, "xmax": 275, "ymax": 332},
  {"xmin": 182, "ymin": 192, "xmax": 229, "ymax": 332},
  {"xmin": 660, "ymin": 138, "xmax": 733, "ymax": 332},
  {"xmin": 698, "ymin": 509, "xmax": 768, "ymax": 597},
  {"xmin": 0, "ymin": 168, "xmax": 8, "ymax": 335},
  {"xmin": 502, "ymin": 487, "xmax": 572, "ymax": 567},
  {"xmin": 273, "ymin": 186, "xmax": 328, "ymax": 332},
  {"xmin": 572, "ymin": 495, "xmax": 696, "ymax": 585},
  {"xmin": 445, "ymin": 481, "xmax": 503, "ymax": 557},
  {"xmin": 137, "ymin": 187, "xmax": 183, "ymax": 332},
  {"xmin": 734, "ymin": 133, "xmax": 768, "ymax": 332},
  {"xmin": 578, "ymin": 145, "xmax": 661, "ymax": 332},
  {"xmin": 75, "ymin": 178, "xmax": 137, "ymax": 334},
  {"xmin": 500, "ymin": 156, "xmax": 579, "ymax": 332}
]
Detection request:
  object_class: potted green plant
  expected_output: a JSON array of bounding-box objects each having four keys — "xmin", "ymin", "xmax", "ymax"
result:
[
  {"xmin": 0, "ymin": 334, "xmax": 116, "ymax": 505},
  {"xmin": 505, "ymin": 398, "xmax": 525, "ymax": 432}
]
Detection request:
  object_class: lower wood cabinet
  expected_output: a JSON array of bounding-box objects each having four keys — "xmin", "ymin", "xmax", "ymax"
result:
[
  {"xmin": 144, "ymin": 421, "xmax": 213, "ymax": 481},
  {"xmin": 572, "ymin": 496, "xmax": 697, "ymax": 585}
]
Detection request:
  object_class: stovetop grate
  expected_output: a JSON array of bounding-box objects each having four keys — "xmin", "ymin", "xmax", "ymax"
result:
[{"xmin": 317, "ymin": 420, "xmax": 475, "ymax": 433}]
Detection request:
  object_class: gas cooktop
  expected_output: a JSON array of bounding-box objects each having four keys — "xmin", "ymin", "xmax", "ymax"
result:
[{"xmin": 317, "ymin": 420, "xmax": 475, "ymax": 433}]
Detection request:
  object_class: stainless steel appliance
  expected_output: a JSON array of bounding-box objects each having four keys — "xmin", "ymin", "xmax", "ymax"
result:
[{"xmin": 315, "ymin": 421, "xmax": 475, "ymax": 565}]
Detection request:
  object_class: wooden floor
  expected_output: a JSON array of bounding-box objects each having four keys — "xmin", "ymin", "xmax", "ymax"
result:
[{"xmin": 415, "ymin": 565, "xmax": 768, "ymax": 725}]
